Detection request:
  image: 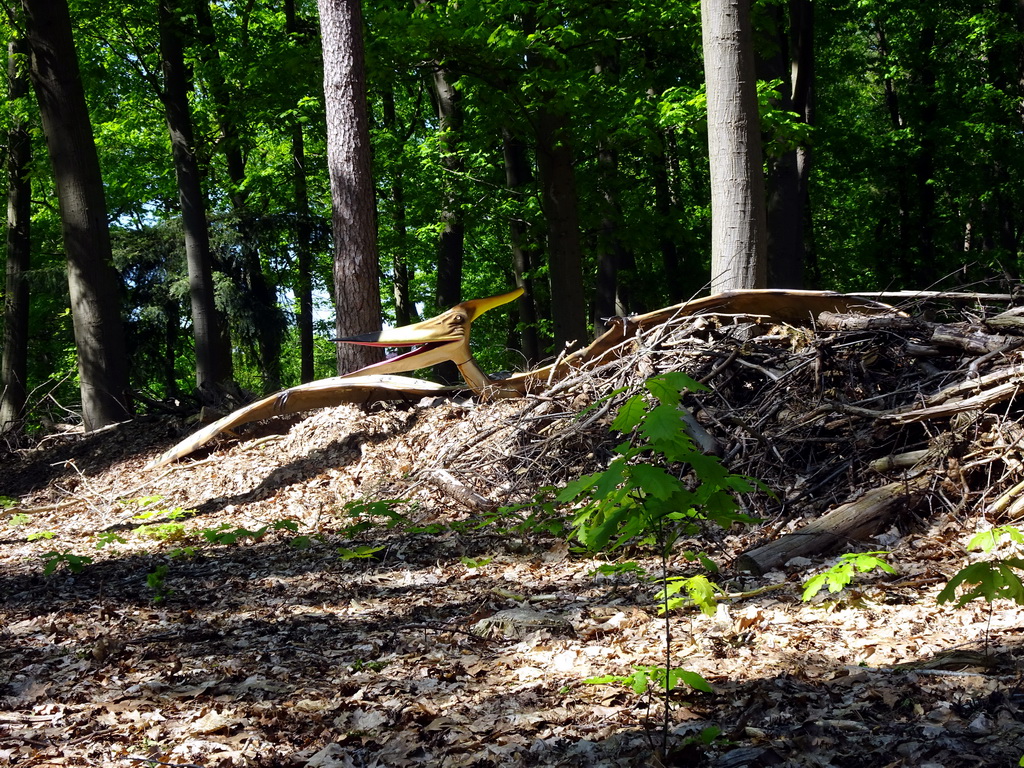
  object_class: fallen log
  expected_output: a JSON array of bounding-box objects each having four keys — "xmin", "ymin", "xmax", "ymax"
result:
[
  {"xmin": 735, "ymin": 474, "xmax": 932, "ymax": 575},
  {"xmin": 816, "ymin": 312, "xmax": 1019, "ymax": 356}
]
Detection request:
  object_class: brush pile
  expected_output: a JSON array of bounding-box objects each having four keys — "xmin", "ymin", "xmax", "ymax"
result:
[{"xmin": 407, "ymin": 291, "xmax": 1024, "ymax": 568}]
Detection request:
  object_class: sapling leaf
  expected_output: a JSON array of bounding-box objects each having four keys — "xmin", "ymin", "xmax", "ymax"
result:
[
  {"xmin": 967, "ymin": 525, "xmax": 1024, "ymax": 553},
  {"xmin": 555, "ymin": 472, "xmax": 602, "ymax": 504},
  {"xmin": 338, "ymin": 545, "xmax": 385, "ymax": 560},
  {"xmin": 640, "ymin": 403, "xmax": 688, "ymax": 446},
  {"xmin": 611, "ymin": 394, "xmax": 647, "ymax": 433},
  {"xmin": 646, "ymin": 370, "xmax": 707, "ymax": 401},
  {"xmin": 628, "ymin": 464, "xmax": 681, "ymax": 501}
]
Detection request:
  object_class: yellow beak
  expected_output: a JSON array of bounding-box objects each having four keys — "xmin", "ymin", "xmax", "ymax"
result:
[{"xmin": 337, "ymin": 288, "xmax": 523, "ymax": 379}]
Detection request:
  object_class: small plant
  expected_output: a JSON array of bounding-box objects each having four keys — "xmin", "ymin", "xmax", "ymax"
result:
[
  {"xmin": 585, "ymin": 664, "xmax": 712, "ymax": 695},
  {"xmin": 95, "ymin": 532, "xmax": 128, "ymax": 549},
  {"xmin": 199, "ymin": 524, "xmax": 268, "ymax": 545},
  {"xmin": 337, "ymin": 544, "xmax": 385, "ymax": 560},
  {"xmin": 132, "ymin": 505, "xmax": 195, "ymax": 522},
  {"xmin": 556, "ymin": 372, "xmax": 760, "ymax": 553},
  {"xmin": 349, "ymin": 658, "xmax": 388, "ymax": 672},
  {"xmin": 658, "ymin": 573, "xmax": 724, "ymax": 616},
  {"xmin": 146, "ymin": 564, "xmax": 172, "ymax": 602},
  {"xmin": 40, "ymin": 550, "xmax": 93, "ymax": 575},
  {"xmin": 8, "ymin": 512, "xmax": 30, "ymax": 527},
  {"xmin": 460, "ymin": 556, "xmax": 492, "ymax": 568},
  {"xmin": 939, "ymin": 526, "xmax": 1024, "ymax": 607},
  {"xmin": 0, "ymin": 495, "xmax": 18, "ymax": 509},
  {"xmin": 339, "ymin": 499, "xmax": 410, "ymax": 536},
  {"xmin": 802, "ymin": 551, "xmax": 896, "ymax": 602},
  {"xmin": 528, "ymin": 373, "xmax": 762, "ymax": 755},
  {"xmin": 136, "ymin": 522, "xmax": 187, "ymax": 542},
  {"xmin": 27, "ymin": 530, "xmax": 56, "ymax": 541}
]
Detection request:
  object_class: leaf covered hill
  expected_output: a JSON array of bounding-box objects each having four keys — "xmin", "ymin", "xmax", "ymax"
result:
[{"xmin": 3, "ymin": 295, "xmax": 1024, "ymax": 767}]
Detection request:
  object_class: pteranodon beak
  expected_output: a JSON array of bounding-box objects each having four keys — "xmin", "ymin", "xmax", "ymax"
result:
[{"xmin": 336, "ymin": 288, "xmax": 524, "ymax": 392}]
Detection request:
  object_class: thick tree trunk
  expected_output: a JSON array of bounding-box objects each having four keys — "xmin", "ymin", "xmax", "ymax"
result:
[
  {"xmin": 285, "ymin": 0, "xmax": 316, "ymax": 383},
  {"xmin": 702, "ymin": 0, "xmax": 767, "ymax": 292},
  {"xmin": 22, "ymin": 0, "xmax": 131, "ymax": 430},
  {"xmin": 1, "ymin": 40, "xmax": 31, "ymax": 433},
  {"xmin": 502, "ymin": 131, "xmax": 541, "ymax": 362},
  {"xmin": 317, "ymin": 0, "xmax": 382, "ymax": 373},
  {"xmin": 535, "ymin": 107, "xmax": 588, "ymax": 351},
  {"xmin": 158, "ymin": 0, "xmax": 232, "ymax": 400}
]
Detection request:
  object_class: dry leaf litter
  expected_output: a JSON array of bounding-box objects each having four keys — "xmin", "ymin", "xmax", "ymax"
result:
[{"xmin": 2, "ymin": 294, "xmax": 1024, "ymax": 766}]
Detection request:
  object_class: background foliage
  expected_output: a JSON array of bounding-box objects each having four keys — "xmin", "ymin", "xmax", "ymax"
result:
[{"xmin": 3, "ymin": 0, "xmax": 1023, "ymax": 423}]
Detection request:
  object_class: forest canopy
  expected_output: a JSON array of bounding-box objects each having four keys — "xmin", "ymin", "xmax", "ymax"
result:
[{"xmin": 2, "ymin": 0, "xmax": 1023, "ymax": 429}]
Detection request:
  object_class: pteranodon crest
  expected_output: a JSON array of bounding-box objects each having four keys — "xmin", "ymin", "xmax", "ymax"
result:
[{"xmin": 146, "ymin": 288, "xmax": 524, "ymax": 468}]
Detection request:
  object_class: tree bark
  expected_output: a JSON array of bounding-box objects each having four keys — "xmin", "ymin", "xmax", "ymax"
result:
[
  {"xmin": 158, "ymin": 0, "xmax": 232, "ymax": 400},
  {"xmin": 382, "ymin": 88, "xmax": 417, "ymax": 329},
  {"xmin": 428, "ymin": 66, "xmax": 465, "ymax": 313},
  {"xmin": 22, "ymin": 0, "xmax": 131, "ymax": 430},
  {"xmin": 702, "ymin": 0, "xmax": 767, "ymax": 292},
  {"xmin": 502, "ymin": 130, "xmax": 541, "ymax": 362},
  {"xmin": 193, "ymin": 0, "xmax": 284, "ymax": 391},
  {"xmin": 285, "ymin": 0, "xmax": 316, "ymax": 383},
  {"xmin": 317, "ymin": 0, "xmax": 382, "ymax": 373},
  {"xmin": 594, "ymin": 144, "xmax": 634, "ymax": 324},
  {"xmin": 1, "ymin": 40, "xmax": 31, "ymax": 432},
  {"xmin": 535, "ymin": 106, "xmax": 588, "ymax": 351}
]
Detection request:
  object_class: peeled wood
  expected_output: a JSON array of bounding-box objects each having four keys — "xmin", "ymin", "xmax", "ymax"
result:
[{"xmin": 735, "ymin": 475, "xmax": 931, "ymax": 575}]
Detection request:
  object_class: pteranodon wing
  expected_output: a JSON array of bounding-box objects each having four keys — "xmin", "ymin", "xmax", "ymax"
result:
[{"xmin": 145, "ymin": 375, "xmax": 455, "ymax": 469}]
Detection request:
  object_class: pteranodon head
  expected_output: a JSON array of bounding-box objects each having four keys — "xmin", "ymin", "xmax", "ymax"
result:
[{"xmin": 336, "ymin": 288, "xmax": 524, "ymax": 394}]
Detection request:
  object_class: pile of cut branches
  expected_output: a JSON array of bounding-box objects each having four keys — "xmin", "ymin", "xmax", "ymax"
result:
[{"xmin": 407, "ymin": 293, "xmax": 1024, "ymax": 571}]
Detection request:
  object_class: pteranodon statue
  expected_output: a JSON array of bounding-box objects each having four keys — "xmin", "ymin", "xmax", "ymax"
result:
[{"xmin": 146, "ymin": 288, "xmax": 896, "ymax": 468}]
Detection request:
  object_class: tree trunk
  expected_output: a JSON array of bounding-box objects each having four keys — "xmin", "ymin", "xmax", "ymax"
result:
[
  {"xmin": 285, "ymin": 0, "xmax": 316, "ymax": 383},
  {"xmin": 193, "ymin": 0, "xmax": 284, "ymax": 391},
  {"xmin": 22, "ymin": 0, "xmax": 131, "ymax": 430},
  {"xmin": 593, "ymin": 144, "xmax": 634, "ymax": 324},
  {"xmin": 428, "ymin": 67, "xmax": 465, "ymax": 313},
  {"xmin": 502, "ymin": 130, "xmax": 541, "ymax": 362},
  {"xmin": 317, "ymin": 0, "xmax": 382, "ymax": 373},
  {"xmin": 1, "ymin": 40, "xmax": 31, "ymax": 433},
  {"xmin": 382, "ymin": 88, "xmax": 417, "ymax": 328},
  {"xmin": 652, "ymin": 128, "xmax": 684, "ymax": 303},
  {"xmin": 702, "ymin": 0, "xmax": 767, "ymax": 292},
  {"xmin": 158, "ymin": 0, "xmax": 232, "ymax": 400},
  {"xmin": 535, "ymin": 107, "xmax": 588, "ymax": 351}
]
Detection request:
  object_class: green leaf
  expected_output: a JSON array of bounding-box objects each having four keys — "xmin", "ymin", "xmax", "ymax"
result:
[
  {"xmin": 967, "ymin": 525, "xmax": 1024, "ymax": 553},
  {"xmin": 645, "ymin": 371, "xmax": 707, "ymax": 404},
  {"xmin": 639, "ymin": 403, "xmax": 687, "ymax": 446},
  {"xmin": 611, "ymin": 394, "xmax": 647, "ymax": 433},
  {"xmin": 628, "ymin": 464, "xmax": 680, "ymax": 501},
  {"xmin": 337, "ymin": 545, "xmax": 385, "ymax": 561},
  {"xmin": 666, "ymin": 668, "xmax": 712, "ymax": 693},
  {"xmin": 939, "ymin": 560, "xmax": 1024, "ymax": 606},
  {"xmin": 555, "ymin": 471, "xmax": 602, "ymax": 504}
]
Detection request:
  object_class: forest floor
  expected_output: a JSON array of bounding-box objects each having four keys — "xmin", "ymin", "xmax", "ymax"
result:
[{"xmin": 4, "ymin": 299, "xmax": 1024, "ymax": 767}]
